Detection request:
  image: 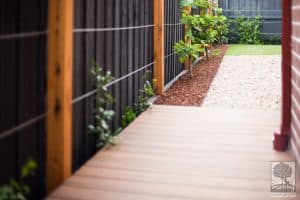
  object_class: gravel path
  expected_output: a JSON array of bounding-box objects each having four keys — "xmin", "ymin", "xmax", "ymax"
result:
[{"xmin": 201, "ymin": 55, "xmax": 281, "ymax": 110}]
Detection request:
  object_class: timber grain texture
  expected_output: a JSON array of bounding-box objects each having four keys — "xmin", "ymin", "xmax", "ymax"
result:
[{"xmin": 47, "ymin": 105, "xmax": 296, "ymax": 200}]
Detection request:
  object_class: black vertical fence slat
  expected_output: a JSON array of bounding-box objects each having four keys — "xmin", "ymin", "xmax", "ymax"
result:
[
  {"xmin": 148, "ymin": 0, "xmax": 154, "ymax": 79},
  {"xmin": 177, "ymin": 3, "xmax": 181, "ymax": 73},
  {"xmin": 172, "ymin": 0, "xmax": 175, "ymax": 78},
  {"xmin": 133, "ymin": 0, "xmax": 140, "ymax": 102},
  {"xmin": 168, "ymin": 0, "xmax": 171, "ymax": 82},
  {"xmin": 139, "ymin": 0, "xmax": 145, "ymax": 89},
  {"xmin": 144, "ymin": 0, "xmax": 149, "ymax": 82},
  {"xmin": 164, "ymin": 0, "xmax": 169, "ymax": 83},
  {"xmin": 174, "ymin": 0, "xmax": 177, "ymax": 78},
  {"xmin": 113, "ymin": 0, "xmax": 121, "ymax": 128},
  {"xmin": 96, "ymin": 1, "xmax": 106, "ymax": 68},
  {"xmin": 0, "ymin": 0, "xmax": 47, "ymax": 198},
  {"xmin": 36, "ymin": 0, "xmax": 47, "ymax": 196},
  {"xmin": 105, "ymin": 0, "xmax": 115, "ymax": 118},
  {"xmin": 121, "ymin": 0, "xmax": 129, "ymax": 114},
  {"xmin": 138, "ymin": 0, "xmax": 142, "ymax": 90},
  {"xmin": 18, "ymin": 0, "xmax": 40, "ymax": 197},
  {"xmin": 85, "ymin": 0, "xmax": 96, "ymax": 160},
  {"xmin": 151, "ymin": 0, "xmax": 155, "ymax": 78},
  {"xmin": 92, "ymin": 0, "xmax": 105, "ymax": 155},
  {"xmin": 128, "ymin": 0, "xmax": 134, "ymax": 106},
  {"xmin": 73, "ymin": 0, "xmax": 86, "ymax": 171},
  {"xmin": 0, "ymin": 0, "xmax": 18, "ymax": 189},
  {"xmin": 174, "ymin": 1, "xmax": 178, "ymax": 76}
]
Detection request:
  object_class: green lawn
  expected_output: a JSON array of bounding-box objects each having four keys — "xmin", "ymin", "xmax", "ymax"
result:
[{"xmin": 226, "ymin": 45, "xmax": 281, "ymax": 56}]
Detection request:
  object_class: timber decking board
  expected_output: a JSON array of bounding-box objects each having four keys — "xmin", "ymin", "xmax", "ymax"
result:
[{"xmin": 47, "ymin": 105, "xmax": 296, "ymax": 200}]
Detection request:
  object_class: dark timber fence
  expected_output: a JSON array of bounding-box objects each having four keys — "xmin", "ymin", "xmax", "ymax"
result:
[
  {"xmin": 0, "ymin": 0, "xmax": 48, "ymax": 199},
  {"xmin": 72, "ymin": 0, "xmax": 184, "ymax": 171},
  {"xmin": 164, "ymin": 0, "xmax": 185, "ymax": 85},
  {"xmin": 72, "ymin": 0, "xmax": 155, "ymax": 171},
  {"xmin": 0, "ymin": 0, "xmax": 184, "ymax": 197},
  {"xmin": 219, "ymin": 0, "xmax": 282, "ymax": 37}
]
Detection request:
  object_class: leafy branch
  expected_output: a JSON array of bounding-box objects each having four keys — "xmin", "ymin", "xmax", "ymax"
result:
[
  {"xmin": 88, "ymin": 64, "xmax": 122, "ymax": 148},
  {"xmin": 174, "ymin": 0, "xmax": 228, "ymax": 77},
  {"xmin": 0, "ymin": 159, "xmax": 37, "ymax": 200},
  {"xmin": 121, "ymin": 71, "xmax": 154, "ymax": 129}
]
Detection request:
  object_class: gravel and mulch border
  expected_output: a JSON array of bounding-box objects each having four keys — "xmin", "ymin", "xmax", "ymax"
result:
[
  {"xmin": 154, "ymin": 45, "xmax": 228, "ymax": 106},
  {"xmin": 202, "ymin": 55, "xmax": 281, "ymax": 110}
]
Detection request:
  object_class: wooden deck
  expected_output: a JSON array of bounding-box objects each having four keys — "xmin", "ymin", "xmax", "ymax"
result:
[{"xmin": 47, "ymin": 105, "xmax": 296, "ymax": 200}]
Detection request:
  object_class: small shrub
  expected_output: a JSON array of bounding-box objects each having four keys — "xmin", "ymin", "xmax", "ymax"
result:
[
  {"xmin": 192, "ymin": 14, "xmax": 218, "ymax": 46},
  {"xmin": 121, "ymin": 107, "xmax": 137, "ymax": 128},
  {"xmin": 233, "ymin": 15, "xmax": 262, "ymax": 44},
  {"xmin": 261, "ymin": 35, "xmax": 282, "ymax": 45},
  {"xmin": 0, "ymin": 159, "xmax": 37, "ymax": 200},
  {"xmin": 213, "ymin": 8, "xmax": 229, "ymax": 44},
  {"xmin": 174, "ymin": 41, "xmax": 204, "ymax": 64},
  {"xmin": 135, "ymin": 71, "xmax": 155, "ymax": 114},
  {"xmin": 174, "ymin": 41, "xmax": 203, "ymax": 78}
]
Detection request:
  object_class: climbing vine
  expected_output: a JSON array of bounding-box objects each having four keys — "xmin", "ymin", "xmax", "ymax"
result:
[
  {"xmin": 121, "ymin": 70, "xmax": 154, "ymax": 129},
  {"xmin": 88, "ymin": 64, "xmax": 122, "ymax": 148},
  {"xmin": 135, "ymin": 71, "xmax": 155, "ymax": 114},
  {"xmin": 0, "ymin": 159, "xmax": 37, "ymax": 200},
  {"xmin": 88, "ymin": 65, "xmax": 154, "ymax": 147}
]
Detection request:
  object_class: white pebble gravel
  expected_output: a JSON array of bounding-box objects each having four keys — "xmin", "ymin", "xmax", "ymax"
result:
[{"xmin": 201, "ymin": 55, "xmax": 281, "ymax": 110}]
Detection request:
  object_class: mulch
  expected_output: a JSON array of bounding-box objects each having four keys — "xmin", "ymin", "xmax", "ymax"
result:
[{"xmin": 155, "ymin": 45, "xmax": 228, "ymax": 106}]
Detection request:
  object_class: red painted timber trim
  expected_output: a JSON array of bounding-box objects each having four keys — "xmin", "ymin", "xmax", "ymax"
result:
[{"xmin": 273, "ymin": 0, "xmax": 292, "ymax": 151}]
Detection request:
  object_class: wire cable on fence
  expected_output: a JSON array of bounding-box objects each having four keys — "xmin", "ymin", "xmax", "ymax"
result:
[
  {"xmin": 0, "ymin": 61, "xmax": 155, "ymax": 141},
  {"xmin": 0, "ymin": 61, "xmax": 156, "ymax": 139},
  {"xmin": 0, "ymin": 30, "xmax": 49, "ymax": 139},
  {"xmin": 74, "ymin": 24, "xmax": 155, "ymax": 33},
  {"xmin": 0, "ymin": 113, "xmax": 47, "ymax": 140},
  {"xmin": 0, "ymin": 19, "xmax": 170, "ymax": 140},
  {"xmin": 223, "ymin": 9, "xmax": 281, "ymax": 12},
  {"xmin": 72, "ymin": 61, "xmax": 156, "ymax": 105},
  {"xmin": 0, "ymin": 31, "xmax": 48, "ymax": 40},
  {"xmin": 164, "ymin": 23, "xmax": 183, "ymax": 26},
  {"xmin": 165, "ymin": 52, "xmax": 176, "ymax": 59}
]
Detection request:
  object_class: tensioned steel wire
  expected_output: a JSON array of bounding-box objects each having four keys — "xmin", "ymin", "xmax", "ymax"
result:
[
  {"xmin": 0, "ymin": 24, "xmax": 157, "ymax": 140},
  {"xmin": 0, "ymin": 22, "xmax": 185, "ymax": 139},
  {"xmin": 0, "ymin": 61, "xmax": 156, "ymax": 140},
  {"xmin": 72, "ymin": 61, "xmax": 156, "ymax": 104},
  {"xmin": 74, "ymin": 24, "xmax": 155, "ymax": 33},
  {"xmin": 163, "ymin": 23, "xmax": 183, "ymax": 59},
  {"xmin": 0, "ymin": 31, "xmax": 48, "ymax": 40}
]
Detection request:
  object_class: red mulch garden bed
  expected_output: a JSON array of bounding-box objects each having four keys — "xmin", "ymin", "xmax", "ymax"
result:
[{"xmin": 155, "ymin": 45, "xmax": 228, "ymax": 106}]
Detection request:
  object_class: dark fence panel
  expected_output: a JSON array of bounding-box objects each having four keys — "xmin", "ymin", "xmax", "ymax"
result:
[
  {"xmin": 164, "ymin": 0, "xmax": 185, "ymax": 85},
  {"xmin": 72, "ymin": 0, "xmax": 154, "ymax": 171},
  {"xmin": 219, "ymin": 0, "xmax": 282, "ymax": 37},
  {"xmin": 0, "ymin": 0, "xmax": 48, "ymax": 199}
]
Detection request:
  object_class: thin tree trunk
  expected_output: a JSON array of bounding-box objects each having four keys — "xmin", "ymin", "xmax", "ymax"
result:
[
  {"xmin": 205, "ymin": 46, "xmax": 209, "ymax": 60},
  {"xmin": 189, "ymin": 56, "xmax": 193, "ymax": 79}
]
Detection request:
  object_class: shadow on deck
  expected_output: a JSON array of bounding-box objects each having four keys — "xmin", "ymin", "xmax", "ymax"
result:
[{"xmin": 47, "ymin": 105, "xmax": 296, "ymax": 200}]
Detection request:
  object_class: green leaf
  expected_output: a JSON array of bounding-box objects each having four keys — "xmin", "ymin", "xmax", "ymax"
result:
[
  {"xmin": 113, "ymin": 128, "xmax": 123, "ymax": 136},
  {"xmin": 180, "ymin": 0, "xmax": 193, "ymax": 8},
  {"xmin": 21, "ymin": 159, "xmax": 37, "ymax": 179},
  {"xmin": 104, "ymin": 110, "xmax": 115, "ymax": 118},
  {"xmin": 88, "ymin": 124, "xmax": 95, "ymax": 132}
]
